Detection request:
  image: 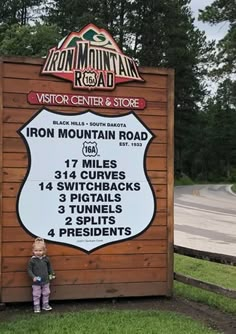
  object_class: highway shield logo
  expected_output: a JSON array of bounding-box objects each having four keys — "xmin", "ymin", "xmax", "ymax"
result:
[{"xmin": 17, "ymin": 108, "xmax": 155, "ymax": 252}]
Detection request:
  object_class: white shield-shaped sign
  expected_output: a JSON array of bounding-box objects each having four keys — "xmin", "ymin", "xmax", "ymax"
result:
[{"xmin": 17, "ymin": 109, "xmax": 156, "ymax": 252}]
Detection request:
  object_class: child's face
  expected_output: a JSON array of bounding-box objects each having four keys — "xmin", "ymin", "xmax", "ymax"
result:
[{"xmin": 33, "ymin": 245, "xmax": 45, "ymax": 257}]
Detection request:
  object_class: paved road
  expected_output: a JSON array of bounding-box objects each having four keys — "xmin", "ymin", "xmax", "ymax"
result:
[{"xmin": 174, "ymin": 184, "xmax": 236, "ymax": 256}]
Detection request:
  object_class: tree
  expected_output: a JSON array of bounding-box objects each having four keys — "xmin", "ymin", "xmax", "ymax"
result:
[
  {"xmin": 42, "ymin": 0, "xmax": 90, "ymax": 35},
  {"xmin": 203, "ymin": 79, "xmax": 236, "ymax": 180},
  {"xmin": 199, "ymin": 0, "xmax": 236, "ymax": 75},
  {"xmin": 0, "ymin": 23, "xmax": 61, "ymax": 57},
  {"xmin": 0, "ymin": 0, "xmax": 42, "ymax": 25},
  {"xmin": 198, "ymin": 0, "xmax": 236, "ymax": 181},
  {"xmin": 43, "ymin": 0, "xmax": 130, "ymax": 49},
  {"xmin": 127, "ymin": 0, "xmax": 213, "ymax": 176}
]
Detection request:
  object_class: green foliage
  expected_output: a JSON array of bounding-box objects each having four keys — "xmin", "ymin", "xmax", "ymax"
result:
[
  {"xmin": 199, "ymin": 0, "xmax": 236, "ymax": 75},
  {"xmin": 0, "ymin": 310, "xmax": 219, "ymax": 334},
  {"xmin": 231, "ymin": 183, "xmax": 236, "ymax": 193},
  {"xmin": 175, "ymin": 281, "xmax": 236, "ymax": 314},
  {"xmin": 192, "ymin": 0, "xmax": 236, "ymax": 182},
  {"xmin": 0, "ymin": 0, "xmax": 43, "ymax": 25},
  {"xmin": 199, "ymin": 79, "xmax": 236, "ymax": 180},
  {"xmin": 175, "ymin": 254, "xmax": 236, "ymax": 290},
  {"xmin": 175, "ymin": 175, "xmax": 194, "ymax": 186},
  {"xmin": 0, "ymin": 23, "xmax": 61, "ymax": 57},
  {"xmin": 43, "ymin": 0, "xmax": 93, "ymax": 35},
  {"xmin": 125, "ymin": 0, "xmax": 214, "ymax": 178}
]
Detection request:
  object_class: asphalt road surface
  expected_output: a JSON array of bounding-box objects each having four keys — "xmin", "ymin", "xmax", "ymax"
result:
[{"xmin": 174, "ymin": 184, "xmax": 236, "ymax": 256}]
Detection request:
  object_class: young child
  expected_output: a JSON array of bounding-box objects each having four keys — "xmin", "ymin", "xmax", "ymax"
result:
[{"xmin": 28, "ymin": 237, "xmax": 55, "ymax": 313}]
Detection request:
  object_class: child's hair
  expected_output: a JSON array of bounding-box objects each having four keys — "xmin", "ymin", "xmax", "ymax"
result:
[{"xmin": 32, "ymin": 237, "xmax": 46, "ymax": 253}]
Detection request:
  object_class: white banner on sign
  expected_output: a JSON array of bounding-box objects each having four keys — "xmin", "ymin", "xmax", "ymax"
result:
[{"xmin": 17, "ymin": 109, "xmax": 156, "ymax": 252}]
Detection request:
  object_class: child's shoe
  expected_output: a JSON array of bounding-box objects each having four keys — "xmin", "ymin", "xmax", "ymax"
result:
[
  {"xmin": 34, "ymin": 305, "xmax": 41, "ymax": 313},
  {"xmin": 42, "ymin": 304, "xmax": 52, "ymax": 311}
]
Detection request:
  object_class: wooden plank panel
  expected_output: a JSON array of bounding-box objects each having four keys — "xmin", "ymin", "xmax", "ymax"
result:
[
  {"xmin": 2, "ymin": 211, "xmax": 167, "ymax": 227},
  {"xmin": 3, "ymin": 267, "xmax": 167, "ymax": 287},
  {"xmin": 2, "ymin": 56, "xmax": 44, "ymax": 65},
  {"xmin": 141, "ymin": 73, "xmax": 167, "ymax": 88},
  {"xmin": 3, "ymin": 63, "xmax": 168, "ymax": 89},
  {"xmin": 156, "ymin": 198, "xmax": 167, "ymax": 211},
  {"xmin": 3, "ymin": 167, "xmax": 26, "ymax": 182},
  {"xmin": 3, "ymin": 123, "xmax": 22, "ymax": 138},
  {"xmin": 3, "ymin": 78, "xmax": 168, "ymax": 102},
  {"xmin": 2, "ymin": 182, "xmax": 21, "ymax": 196},
  {"xmin": 0, "ymin": 57, "xmax": 3, "ymax": 299},
  {"xmin": 3, "ymin": 138, "xmax": 25, "ymax": 153},
  {"xmin": 3, "ymin": 103, "xmax": 167, "ymax": 120},
  {"xmin": 166, "ymin": 70, "xmax": 174, "ymax": 295},
  {"xmin": 4, "ymin": 108, "xmax": 40, "ymax": 122},
  {"xmin": 147, "ymin": 157, "xmax": 166, "ymax": 169},
  {"xmin": 152, "ymin": 129, "xmax": 167, "ymax": 143},
  {"xmin": 148, "ymin": 171, "xmax": 167, "ymax": 184},
  {"xmin": 2, "ymin": 212, "xmax": 22, "ymax": 226},
  {"xmin": 142, "ymin": 116, "xmax": 167, "ymax": 130},
  {"xmin": 3, "ymin": 153, "xmax": 28, "ymax": 167},
  {"xmin": 1, "ymin": 282, "xmax": 168, "ymax": 302},
  {"xmin": 50, "ymin": 281, "xmax": 169, "ymax": 299},
  {"xmin": 147, "ymin": 157, "xmax": 167, "ymax": 171},
  {"xmin": 2, "ymin": 240, "xmax": 167, "ymax": 257},
  {"xmin": 3, "ymin": 63, "xmax": 45, "ymax": 81},
  {"xmin": 147, "ymin": 144, "xmax": 166, "ymax": 157},
  {"xmin": 3, "ymin": 253, "xmax": 167, "ymax": 272},
  {"xmin": 136, "ymin": 226, "xmax": 167, "ymax": 240},
  {"xmin": 139, "ymin": 103, "xmax": 167, "ymax": 116},
  {"xmin": 152, "ymin": 184, "xmax": 166, "ymax": 198},
  {"xmin": 2, "ymin": 227, "xmax": 32, "ymax": 241},
  {"xmin": 2, "ymin": 196, "xmax": 21, "ymax": 211}
]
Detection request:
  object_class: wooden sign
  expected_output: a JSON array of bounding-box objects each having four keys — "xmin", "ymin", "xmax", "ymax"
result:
[{"xmin": 0, "ymin": 24, "xmax": 174, "ymax": 303}]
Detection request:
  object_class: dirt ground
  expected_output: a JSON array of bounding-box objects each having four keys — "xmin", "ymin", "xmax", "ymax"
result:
[{"xmin": 0, "ymin": 296, "xmax": 236, "ymax": 334}]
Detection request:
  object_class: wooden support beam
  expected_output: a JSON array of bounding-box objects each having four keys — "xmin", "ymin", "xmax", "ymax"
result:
[
  {"xmin": 174, "ymin": 245, "xmax": 236, "ymax": 266},
  {"xmin": 174, "ymin": 272, "xmax": 236, "ymax": 299}
]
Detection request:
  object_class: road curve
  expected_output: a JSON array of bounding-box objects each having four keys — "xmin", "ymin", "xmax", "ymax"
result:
[{"xmin": 174, "ymin": 184, "xmax": 236, "ymax": 256}]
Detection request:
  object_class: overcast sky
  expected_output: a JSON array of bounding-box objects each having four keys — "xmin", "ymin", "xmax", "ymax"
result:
[{"xmin": 190, "ymin": 0, "xmax": 229, "ymax": 41}]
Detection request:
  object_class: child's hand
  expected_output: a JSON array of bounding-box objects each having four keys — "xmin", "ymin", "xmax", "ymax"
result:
[
  {"xmin": 33, "ymin": 276, "xmax": 41, "ymax": 282},
  {"xmin": 49, "ymin": 274, "xmax": 56, "ymax": 280}
]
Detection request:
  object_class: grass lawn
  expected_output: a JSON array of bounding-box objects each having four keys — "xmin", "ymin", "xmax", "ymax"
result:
[
  {"xmin": 174, "ymin": 253, "xmax": 236, "ymax": 314},
  {"xmin": 0, "ymin": 309, "xmax": 219, "ymax": 334},
  {"xmin": 231, "ymin": 184, "xmax": 236, "ymax": 193}
]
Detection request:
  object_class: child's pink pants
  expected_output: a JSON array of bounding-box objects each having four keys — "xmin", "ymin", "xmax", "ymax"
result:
[{"xmin": 32, "ymin": 283, "xmax": 50, "ymax": 306}]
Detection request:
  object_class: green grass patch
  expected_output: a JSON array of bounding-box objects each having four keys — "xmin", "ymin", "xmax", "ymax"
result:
[
  {"xmin": 175, "ymin": 254, "xmax": 236, "ymax": 289},
  {"xmin": 0, "ymin": 309, "xmax": 219, "ymax": 334},
  {"xmin": 174, "ymin": 254, "xmax": 236, "ymax": 314},
  {"xmin": 231, "ymin": 183, "xmax": 236, "ymax": 193},
  {"xmin": 175, "ymin": 176, "xmax": 194, "ymax": 186}
]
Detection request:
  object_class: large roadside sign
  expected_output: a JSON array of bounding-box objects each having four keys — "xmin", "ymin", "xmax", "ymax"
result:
[{"xmin": 17, "ymin": 109, "xmax": 155, "ymax": 252}]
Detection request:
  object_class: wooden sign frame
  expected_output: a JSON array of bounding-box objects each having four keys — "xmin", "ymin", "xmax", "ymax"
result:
[{"xmin": 0, "ymin": 56, "xmax": 174, "ymax": 302}]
